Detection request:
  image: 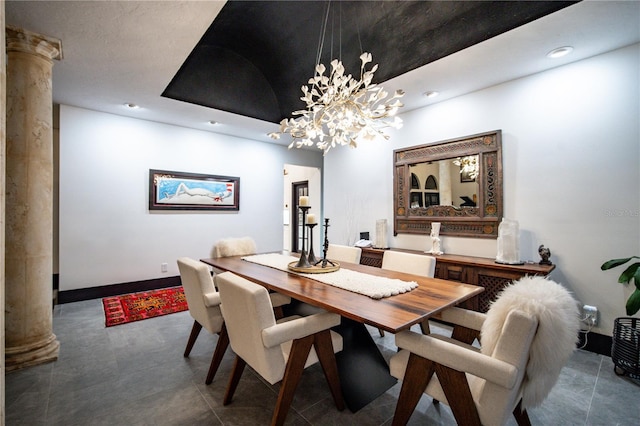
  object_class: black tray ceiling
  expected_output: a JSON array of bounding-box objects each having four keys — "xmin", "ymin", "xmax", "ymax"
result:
[{"xmin": 163, "ymin": 1, "xmax": 577, "ymax": 124}]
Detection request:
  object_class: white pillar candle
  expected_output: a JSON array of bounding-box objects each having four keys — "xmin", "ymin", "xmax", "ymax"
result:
[
  {"xmin": 299, "ymin": 196, "xmax": 309, "ymax": 206},
  {"xmin": 306, "ymin": 213, "xmax": 316, "ymax": 224}
]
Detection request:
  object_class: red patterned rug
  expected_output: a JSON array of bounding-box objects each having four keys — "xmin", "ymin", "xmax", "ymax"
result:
[{"xmin": 102, "ymin": 286, "xmax": 188, "ymax": 327}]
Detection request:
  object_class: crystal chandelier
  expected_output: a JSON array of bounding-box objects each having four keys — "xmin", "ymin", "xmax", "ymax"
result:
[{"xmin": 268, "ymin": 6, "xmax": 404, "ymax": 155}]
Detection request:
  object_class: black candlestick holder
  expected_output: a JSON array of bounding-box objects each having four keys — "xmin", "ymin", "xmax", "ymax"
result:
[
  {"xmin": 295, "ymin": 205, "xmax": 312, "ymax": 268},
  {"xmin": 306, "ymin": 223, "xmax": 318, "ymax": 264},
  {"xmin": 315, "ymin": 218, "xmax": 337, "ymax": 268}
]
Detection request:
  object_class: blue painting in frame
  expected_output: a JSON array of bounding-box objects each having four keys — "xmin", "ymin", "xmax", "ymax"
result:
[{"xmin": 149, "ymin": 169, "xmax": 240, "ymax": 211}]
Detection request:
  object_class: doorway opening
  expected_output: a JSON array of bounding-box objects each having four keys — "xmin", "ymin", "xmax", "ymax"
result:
[
  {"xmin": 291, "ymin": 181, "xmax": 308, "ymax": 253},
  {"xmin": 283, "ymin": 164, "xmax": 321, "ymax": 253}
]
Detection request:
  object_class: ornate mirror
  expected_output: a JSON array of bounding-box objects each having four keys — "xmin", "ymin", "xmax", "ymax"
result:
[{"xmin": 393, "ymin": 130, "xmax": 503, "ymax": 238}]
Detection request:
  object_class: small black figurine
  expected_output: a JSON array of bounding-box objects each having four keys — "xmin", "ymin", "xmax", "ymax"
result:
[{"xmin": 538, "ymin": 244, "xmax": 552, "ymax": 265}]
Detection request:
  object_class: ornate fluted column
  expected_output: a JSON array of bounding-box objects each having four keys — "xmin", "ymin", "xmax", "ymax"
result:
[{"xmin": 5, "ymin": 26, "xmax": 62, "ymax": 371}]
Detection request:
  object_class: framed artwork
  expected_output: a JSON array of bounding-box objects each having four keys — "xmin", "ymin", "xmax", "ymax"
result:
[{"xmin": 149, "ymin": 169, "xmax": 240, "ymax": 211}]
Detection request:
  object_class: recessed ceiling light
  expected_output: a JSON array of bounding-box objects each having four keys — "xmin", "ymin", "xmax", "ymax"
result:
[
  {"xmin": 124, "ymin": 103, "xmax": 139, "ymax": 109},
  {"xmin": 424, "ymin": 91, "xmax": 439, "ymax": 99},
  {"xmin": 546, "ymin": 46, "xmax": 573, "ymax": 59},
  {"xmin": 208, "ymin": 120, "xmax": 217, "ymax": 125}
]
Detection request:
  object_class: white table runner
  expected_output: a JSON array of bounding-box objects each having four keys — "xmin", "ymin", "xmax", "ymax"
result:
[{"xmin": 242, "ymin": 253, "xmax": 417, "ymax": 299}]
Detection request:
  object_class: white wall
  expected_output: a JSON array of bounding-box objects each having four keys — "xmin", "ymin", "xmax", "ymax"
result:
[
  {"xmin": 59, "ymin": 105, "xmax": 322, "ymax": 291},
  {"xmin": 324, "ymin": 44, "xmax": 640, "ymax": 335}
]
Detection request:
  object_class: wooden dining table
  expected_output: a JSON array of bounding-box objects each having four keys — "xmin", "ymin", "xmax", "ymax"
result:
[{"xmin": 201, "ymin": 253, "xmax": 483, "ymax": 411}]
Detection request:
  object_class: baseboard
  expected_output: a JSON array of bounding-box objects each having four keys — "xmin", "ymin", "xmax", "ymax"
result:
[
  {"xmin": 578, "ymin": 330, "xmax": 612, "ymax": 357},
  {"xmin": 57, "ymin": 275, "xmax": 181, "ymax": 304}
]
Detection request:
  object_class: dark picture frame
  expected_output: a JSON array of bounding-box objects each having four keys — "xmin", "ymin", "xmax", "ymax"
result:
[{"xmin": 149, "ymin": 169, "xmax": 240, "ymax": 211}]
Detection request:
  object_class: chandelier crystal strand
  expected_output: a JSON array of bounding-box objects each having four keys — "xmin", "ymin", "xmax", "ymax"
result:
[{"xmin": 269, "ymin": 52, "xmax": 404, "ymax": 155}]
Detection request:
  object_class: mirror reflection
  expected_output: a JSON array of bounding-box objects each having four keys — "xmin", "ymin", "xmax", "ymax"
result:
[
  {"xmin": 409, "ymin": 155, "xmax": 479, "ymax": 209},
  {"xmin": 393, "ymin": 130, "xmax": 503, "ymax": 238}
]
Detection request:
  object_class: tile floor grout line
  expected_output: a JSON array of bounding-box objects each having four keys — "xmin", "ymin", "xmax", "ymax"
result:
[
  {"xmin": 584, "ymin": 355, "xmax": 604, "ymax": 425},
  {"xmin": 193, "ymin": 376, "xmax": 223, "ymax": 424}
]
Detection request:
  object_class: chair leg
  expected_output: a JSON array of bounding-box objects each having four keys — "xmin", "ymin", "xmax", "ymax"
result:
[
  {"xmin": 513, "ymin": 399, "xmax": 532, "ymax": 426},
  {"xmin": 184, "ymin": 320, "xmax": 202, "ymax": 357},
  {"xmin": 272, "ymin": 334, "xmax": 314, "ymax": 426},
  {"xmin": 451, "ymin": 325, "xmax": 480, "ymax": 345},
  {"xmin": 313, "ymin": 330, "xmax": 345, "ymax": 411},
  {"xmin": 419, "ymin": 320, "xmax": 431, "ymax": 335},
  {"xmin": 223, "ymin": 355, "xmax": 247, "ymax": 405},
  {"xmin": 434, "ymin": 363, "xmax": 481, "ymax": 426},
  {"xmin": 378, "ymin": 328, "xmax": 385, "ymax": 337},
  {"xmin": 392, "ymin": 353, "xmax": 435, "ymax": 426},
  {"xmin": 273, "ymin": 305, "xmax": 284, "ymax": 320},
  {"xmin": 205, "ymin": 324, "xmax": 230, "ymax": 385}
]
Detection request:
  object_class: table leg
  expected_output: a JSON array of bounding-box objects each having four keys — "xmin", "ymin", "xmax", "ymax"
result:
[
  {"xmin": 285, "ymin": 301, "xmax": 397, "ymax": 412},
  {"xmin": 334, "ymin": 317, "xmax": 398, "ymax": 412}
]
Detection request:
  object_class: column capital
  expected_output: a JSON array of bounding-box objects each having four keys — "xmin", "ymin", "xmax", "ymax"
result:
[{"xmin": 6, "ymin": 25, "xmax": 62, "ymax": 61}]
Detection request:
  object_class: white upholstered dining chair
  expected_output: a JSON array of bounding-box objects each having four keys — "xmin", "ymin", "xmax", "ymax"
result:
[
  {"xmin": 211, "ymin": 236, "xmax": 290, "ymax": 318},
  {"xmin": 389, "ymin": 276, "xmax": 580, "ymax": 426},
  {"xmin": 380, "ymin": 250, "xmax": 436, "ymax": 335},
  {"xmin": 216, "ymin": 271, "xmax": 345, "ymax": 425},
  {"xmin": 327, "ymin": 243, "xmax": 362, "ymax": 264},
  {"xmin": 178, "ymin": 256, "xmax": 291, "ymax": 384},
  {"xmin": 381, "ymin": 250, "xmax": 436, "ymax": 278},
  {"xmin": 211, "ymin": 236, "xmax": 257, "ymax": 258},
  {"xmin": 177, "ymin": 257, "xmax": 229, "ymax": 385},
  {"xmin": 210, "ymin": 236, "xmax": 257, "ymax": 276}
]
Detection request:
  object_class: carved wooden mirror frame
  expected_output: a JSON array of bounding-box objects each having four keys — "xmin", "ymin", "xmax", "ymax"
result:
[{"xmin": 393, "ymin": 130, "xmax": 503, "ymax": 238}]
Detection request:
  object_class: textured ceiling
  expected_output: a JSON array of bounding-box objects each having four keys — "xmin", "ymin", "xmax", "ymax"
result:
[{"xmin": 163, "ymin": 0, "xmax": 577, "ymax": 123}]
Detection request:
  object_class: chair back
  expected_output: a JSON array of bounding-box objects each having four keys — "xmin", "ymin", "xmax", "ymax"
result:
[
  {"xmin": 381, "ymin": 250, "xmax": 436, "ymax": 277},
  {"xmin": 212, "ymin": 236, "xmax": 256, "ymax": 258},
  {"xmin": 391, "ymin": 277, "xmax": 578, "ymax": 426},
  {"xmin": 177, "ymin": 257, "xmax": 224, "ymax": 334},
  {"xmin": 480, "ymin": 276, "xmax": 580, "ymax": 409},
  {"xmin": 327, "ymin": 244, "xmax": 362, "ymax": 264},
  {"xmin": 469, "ymin": 309, "xmax": 538, "ymax": 426},
  {"xmin": 216, "ymin": 271, "xmax": 286, "ymax": 384}
]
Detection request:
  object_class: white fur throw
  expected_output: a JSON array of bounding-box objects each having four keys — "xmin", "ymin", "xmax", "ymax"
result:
[
  {"xmin": 212, "ymin": 237, "xmax": 257, "ymax": 258},
  {"xmin": 480, "ymin": 276, "xmax": 580, "ymax": 408}
]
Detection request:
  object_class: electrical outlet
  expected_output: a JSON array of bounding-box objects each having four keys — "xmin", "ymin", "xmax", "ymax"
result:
[
  {"xmin": 583, "ymin": 305, "xmax": 598, "ymax": 326},
  {"xmin": 161, "ymin": 262, "xmax": 168, "ymax": 273}
]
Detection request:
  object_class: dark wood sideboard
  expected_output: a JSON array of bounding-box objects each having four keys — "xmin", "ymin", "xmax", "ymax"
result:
[{"xmin": 360, "ymin": 247, "xmax": 555, "ymax": 312}]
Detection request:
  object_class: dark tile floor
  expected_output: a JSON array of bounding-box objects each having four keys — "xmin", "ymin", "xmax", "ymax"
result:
[{"xmin": 6, "ymin": 299, "xmax": 640, "ymax": 425}]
